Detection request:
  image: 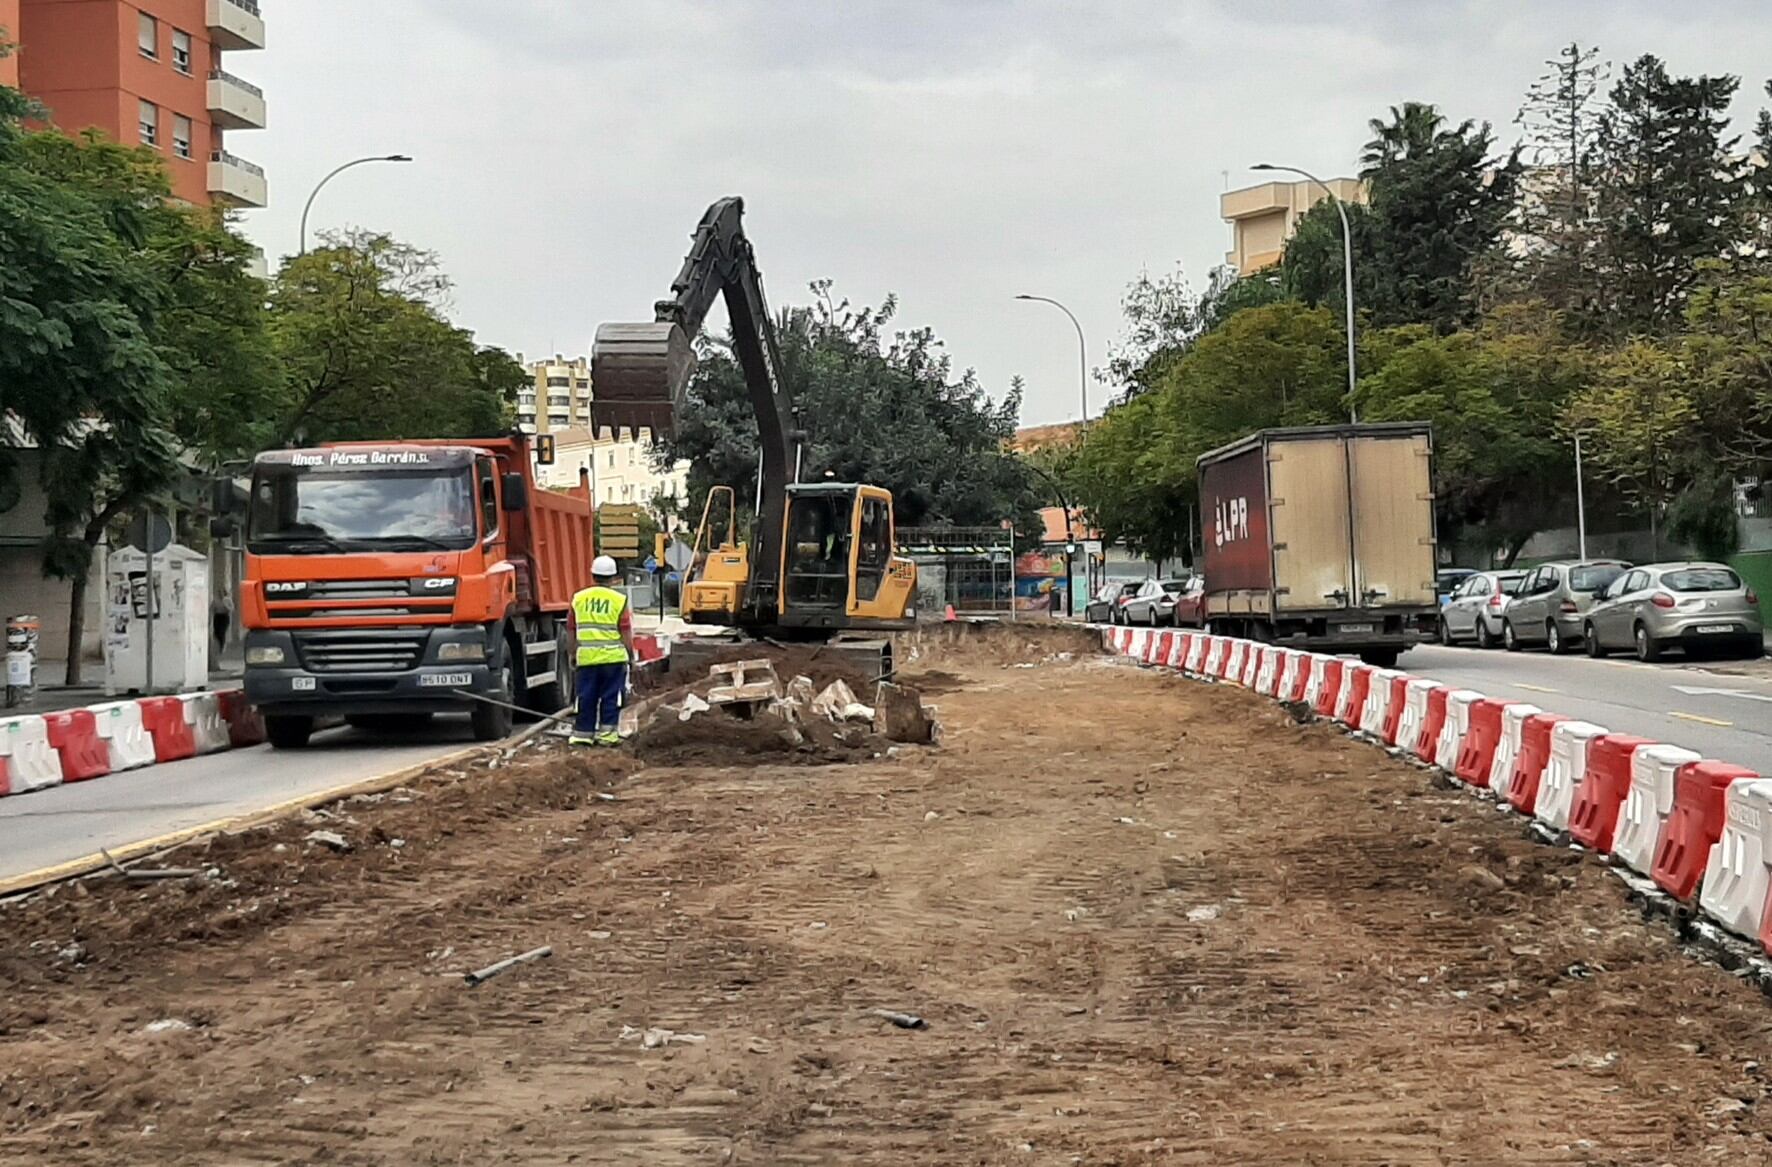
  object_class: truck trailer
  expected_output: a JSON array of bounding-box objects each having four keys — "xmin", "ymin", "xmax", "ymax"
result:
[
  {"xmin": 1196, "ymin": 423, "xmax": 1439, "ymax": 667},
  {"xmin": 238, "ymin": 434, "xmax": 594, "ymax": 748}
]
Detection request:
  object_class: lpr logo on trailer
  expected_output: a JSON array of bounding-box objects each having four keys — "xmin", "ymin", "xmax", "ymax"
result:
[{"xmin": 1214, "ymin": 496, "xmax": 1250, "ymax": 548}]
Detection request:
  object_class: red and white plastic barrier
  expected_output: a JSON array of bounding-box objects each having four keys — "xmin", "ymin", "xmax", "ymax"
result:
[
  {"xmin": 43, "ymin": 710, "xmax": 110, "ymax": 783},
  {"xmin": 1654, "ymin": 761, "xmax": 1758, "ymax": 902},
  {"xmin": 1614, "ymin": 745, "xmax": 1702, "ymax": 875},
  {"xmin": 1394, "ymin": 679, "xmax": 1437, "ymax": 757},
  {"xmin": 1184, "ymin": 634, "xmax": 1209, "ymax": 675},
  {"xmin": 1489, "ymin": 703, "xmax": 1543, "ymax": 802},
  {"xmin": 1699, "ymin": 777, "xmax": 1772, "ymax": 940},
  {"xmin": 0, "ymin": 716, "xmax": 63, "ymax": 793},
  {"xmin": 91, "ymin": 700, "xmax": 156, "ymax": 771},
  {"xmin": 181, "ymin": 692, "xmax": 232, "ymax": 755},
  {"xmin": 1358, "ymin": 668, "xmax": 1400, "ymax": 738},
  {"xmin": 1536, "ymin": 720, "xmax": 1610, "ymax": 833},
  {"xmin": 1568, "ymin": 734, "xmax": 1656, "ymax": 852},
  {"xmin": 1433, "ymin": 689, "xmax": 1483, "ymax": 772}
]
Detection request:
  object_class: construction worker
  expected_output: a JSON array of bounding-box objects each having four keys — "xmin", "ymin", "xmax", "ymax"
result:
[{"xmin": 568, "ymin": 556, "xmax": 634, "ymax": 746}]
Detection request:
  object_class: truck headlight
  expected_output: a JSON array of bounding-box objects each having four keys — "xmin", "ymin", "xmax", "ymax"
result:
[
  {"xmin": 437, "ymin": 641, "xmax": 487, "ymax": 662},
  {"xmin": 246, "ymin": 646, "xmax": 286, "ymax": 666}
]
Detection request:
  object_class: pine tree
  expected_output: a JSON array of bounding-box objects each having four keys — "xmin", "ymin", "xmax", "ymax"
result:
[{"xmin": 1510, "ymin": 43, "xmax": 1610, "ymax": 316}]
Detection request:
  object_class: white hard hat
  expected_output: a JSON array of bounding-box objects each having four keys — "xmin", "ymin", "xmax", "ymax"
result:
[{"xmin": 592, "ymin": 555, "xmax": 618, "ymax": 577}]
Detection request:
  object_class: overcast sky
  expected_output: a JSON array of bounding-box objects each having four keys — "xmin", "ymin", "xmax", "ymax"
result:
[{"xmin": 239, "ymin": 1, "xmax": 1772, "ymax": 427}]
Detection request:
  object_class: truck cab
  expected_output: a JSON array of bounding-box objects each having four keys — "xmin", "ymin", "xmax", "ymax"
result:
[{"xmin": 240, "ymin": 438, "xmax": 592, "ymax": 748}]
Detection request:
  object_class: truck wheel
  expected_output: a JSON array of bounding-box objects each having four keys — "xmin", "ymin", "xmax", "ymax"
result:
[
  {"xmin": 472, "ymin": 660, "xmax": 516, "ymax": 741},
  {"xmin": 1359, "ymin": 648, "xmax": 1400, "ymax": 669},
  {"xmin": 265, "ymin": 715, "xmax": 314, "ymax": 750}
]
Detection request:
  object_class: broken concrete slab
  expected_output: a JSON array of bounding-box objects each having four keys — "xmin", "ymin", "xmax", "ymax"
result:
[{"xmin": 873, "ymin": 681, "xmax": 938, "ymax": 744}]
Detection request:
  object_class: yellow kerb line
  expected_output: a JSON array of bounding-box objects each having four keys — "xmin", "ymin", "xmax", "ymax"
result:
[{"xmin": 1669, "ymin": 711, "xmax": 1734, "ymax": 728}]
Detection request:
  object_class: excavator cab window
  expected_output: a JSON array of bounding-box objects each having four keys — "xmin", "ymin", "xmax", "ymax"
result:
[
  {"xmin": 784, "ymin": 492, "xmax": 852, "ymax": 609},
  {"xmin": 855, "ymin": 496, "xmax": 891, "ymax": 602}
]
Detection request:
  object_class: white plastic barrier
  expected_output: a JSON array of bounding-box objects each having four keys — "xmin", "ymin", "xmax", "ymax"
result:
[
  {"xmin": 1359, "ymin": 669, "xmax": 1400, "ymax": 737},
  {"xmin": 1394, "ymin": 678, "xmax": 1438, "ymax": 757},
  {"xmin": 1303, "ymin": 656, "xmax": 1332, "ymax": 708},
  {"xmin": 1280, "ymin": 651, "xmax": 1312, "ymax": 701},
  {"xmin": 181, "ymin": 692, "xmax": 231, "ymax": 755},
  {"xmin": 1128, "ymin": 628, "xmax": 1152, "ymax": 662},
  {"xmin": 1489, "ymin": 703, "xmax": 1542, "ymax": 801},
  {"xmin": 90, "ymin": 700, "xmax": 155, "ymax": 771},
  {"xmin": 1203, "ymin": 637, "xmax": 1227, "ymax": 678},
  {"xmin": 1221, "ymin": 640, "xmax": 1247, "ymax": 684},
  {"xmin": 0, "ymin": 715, "xmax": 64, "ymax": 794},
  {"xmin": 1535, "ymin": 720, "xmax": 1610, "ymax": 831},
  {"xmin": 1165, "ymin": 632, "xmax": 1190, "ymax": 669},
  {"xmin": 1330, "ymin": 664, "xmax": 1360, "ymax": 723},
  {"xmin": 1255, "ymin": 647, "xmax": 1281, "ymax": 696},
  {"xmin": 1434, "ymin": 690, "xmax": 1485, "ymax": 772},
  {"xmin": 1184, "ymin": 633, "xmax": 1209, "ymax": 675},
  {"xmin": 1614, "ymin": 745, "xmax": 1702, "ymax": 874},
  {"xmin": 1699, "ymin": 778, "xmax": 1772, "ymax": 940},
  {"xmin": 1239, "ymin": 645, "xmax": 1262, "ymax": 688}
]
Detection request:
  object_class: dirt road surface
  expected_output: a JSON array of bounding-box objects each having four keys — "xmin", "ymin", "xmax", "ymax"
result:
[{"xmin": 5, "ymin": 627, "xmax": 1772, "ymax": 1164}]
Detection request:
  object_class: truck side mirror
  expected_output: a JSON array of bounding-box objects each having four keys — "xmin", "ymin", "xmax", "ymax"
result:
[
  {"xmin": 501, "ymin": 472, "xmax": 529, "ymax": 513},
  {"xmin": 211, "ymin": 477, "xmax": 243, "ymax": 516}
]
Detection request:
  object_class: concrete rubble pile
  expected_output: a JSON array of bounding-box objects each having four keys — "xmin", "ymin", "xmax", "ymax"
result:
[{"xmin": 647, "ymin": 657, "xmax": 942, "ymax": 746}]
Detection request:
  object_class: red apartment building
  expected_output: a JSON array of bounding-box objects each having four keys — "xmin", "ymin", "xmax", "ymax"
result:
[{"xmin": 10, "ymin": 0, "xmax": 265, "ymax": 207}]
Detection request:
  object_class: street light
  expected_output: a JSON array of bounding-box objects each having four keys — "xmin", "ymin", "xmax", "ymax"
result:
[
  {"xmin": 1014, "ymin": 294, "xmax": 1090, "ymax": 424},
  {"xmin": 299, "ymin": 154, "xmax": 414, "ymax": 255},
  {"xmin": 1574, "ymin": 432, "xmax": 1589, "ymax": 559},
  {"xmin": 1252, "ymin": 162, "xmax": 1358, "ymax": 421}
]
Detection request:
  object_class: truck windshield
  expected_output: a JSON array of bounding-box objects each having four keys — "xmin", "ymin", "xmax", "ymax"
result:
[{"xmin": 248, "ymin": 465, "xmax": 478, "ymax": 553}]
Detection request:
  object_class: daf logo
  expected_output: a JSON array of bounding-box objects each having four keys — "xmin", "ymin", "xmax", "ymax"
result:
[{"xmin": 265, "ymin": 582, "xmax": 306, "ymax": 594}]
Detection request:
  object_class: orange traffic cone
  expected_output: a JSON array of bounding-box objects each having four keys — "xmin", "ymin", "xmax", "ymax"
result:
[{"xmin": 943, "ymin": 604, "xmax": 957, "ymax": 622}]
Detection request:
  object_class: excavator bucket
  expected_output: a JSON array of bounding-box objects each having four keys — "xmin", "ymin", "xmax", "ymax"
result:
[{"xmin": 589, "ymin": 321, "xmax": 695, "ymax": 438}]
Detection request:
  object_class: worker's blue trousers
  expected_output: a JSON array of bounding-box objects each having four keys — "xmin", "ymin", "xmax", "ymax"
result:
[{"xmin": 575, "ymin": 663, "xmax": 627, "ymax": 735}]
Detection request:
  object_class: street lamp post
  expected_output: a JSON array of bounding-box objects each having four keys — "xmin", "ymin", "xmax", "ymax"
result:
[
  {"xmin": 1014, "ymin": 294, "xmax": 1090, "ymax": 424},
  {"xmin": 1252, "ymin": 163, "xmax": 1358, "ymax": 421},
  {"xmin": 299, "ymin": 155, "xmax": 414, "ymax": 255},
  {"xmin": 1574, "ymin": 432, "xmax": 1589, "ymax": 559}
]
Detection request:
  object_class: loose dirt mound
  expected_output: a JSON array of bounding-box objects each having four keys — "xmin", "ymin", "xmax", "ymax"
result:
[
  {"xmin": 631, "ymin": 709, "xmax": 888, "ymax": 767},
  {"xmin": 894, "ymin": 618, "xmax": 1101, "ymax": 675},
  {"xmin": 634, "ymin": 643, "xmax": 874, "ymax": 700}
]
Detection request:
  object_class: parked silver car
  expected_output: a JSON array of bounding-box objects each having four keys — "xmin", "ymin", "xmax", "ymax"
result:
[
  {"xmin": 1438, "ymin": 569, "xmax": 1528, "ymax": 648},
  {"xmin": 1122, "ymin": 577, "xmax": 1193, "ymax": 627},
  {"xmin": 1085, "ymin": 581, "xmax": 1141, "ymax": 624},
  {"xmin": 1502, "ymin": 559, "xmax": 1631, "ymax": 654},
  {"xmin": 1583, "ymin": 563, "xmax": 1765, "ymax": 661}
]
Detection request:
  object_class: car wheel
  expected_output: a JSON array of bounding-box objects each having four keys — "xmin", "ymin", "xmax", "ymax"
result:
[
  {"xmin": 1476, "ymin": 618, "xmax": 1500, "ymax": 650},
  {"xmin": 1634, "ymin": 623, "xmax": 1662, "ymax": 663},
  {"xmin": 1547, "ymin": 622, "xmax": 1569, "ymax": 655},
  {"xmin": 1438, "ymin": 618, "xmax": 1454, "ymax": 646},
  {"xmin": 1584, "ymin": 624, "xmax": 1606, "ymax": 658},
  {"xmin": 1147, "ymin": 607, "xmax": 1158, "ymax": 628},
  {"xmin": 1503, "ymin": 620, "xmax": 1521, "ymax": 653}
]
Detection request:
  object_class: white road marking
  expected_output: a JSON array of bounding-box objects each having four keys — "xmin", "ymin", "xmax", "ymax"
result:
[{"xmin": 1671, "ymin": 685, "xmax": 1772, "ymax": 704}]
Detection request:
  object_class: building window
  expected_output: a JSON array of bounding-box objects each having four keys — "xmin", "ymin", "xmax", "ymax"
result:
[
  {"xmin": 138, "ymin": 100, "xmax": 159, "ymax": 147},
  {"xmin": 608, "ymin": 451, "xmax": 616, "ymax": 468},
  {"xmin": 546, "ymin": 376, "xmax": 570, "ymax": 387},
  {"xmin": 575, "ymin": 379, "xmax": 590, "ymax": 390},
  {"xmin": 172, "ymin": 29, "xmax": 192, "ymax": 74},
  {"xmin": 172, "ymin": 115, "xmax": 192, "ymax": 159},
  {"xmin": 138, "ymin": 12, "xmax": 158, "ymax": 58}
]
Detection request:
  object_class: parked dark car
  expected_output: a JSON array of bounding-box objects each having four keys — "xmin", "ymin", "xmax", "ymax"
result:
[{"xmin": 1085, "ymin": 581, "xmax": 1142, "ymax": 624}]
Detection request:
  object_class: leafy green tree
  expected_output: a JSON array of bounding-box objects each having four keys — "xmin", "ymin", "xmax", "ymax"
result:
[
  {"xmin": 1360, "ymin": 102, "xmax": 1522, "ymax": 330},
  {"xmin": 1570, "ymin": 339, "xmax": 1694, "ymax": 555},
  {"xmin": 654, "ymin": 283, "xmax": 1035, "ymax": 536},
  {"xmin": 1589, "ymin": 55, "xmax": 1746, "ymax": 336},
  {"xmin": 1105, "ymin": 263, "xmax": 1285, "ymax": 397},
  {"xmin": 268, "ymin": 231, "xmax": 518, "ymax": 444}
]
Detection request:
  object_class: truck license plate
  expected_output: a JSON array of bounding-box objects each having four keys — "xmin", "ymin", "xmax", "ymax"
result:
[
  {"xmin": 1696, "ymin": 623, "xmax": 1735, "ymax": 635},
  {"xmin": 291, "ymin": 676, "xmax": 316, "ymax": 692},
  {"xmin": 421, "ymin": 672, "xmax": 473, "ymax": 688},
  {"xmin": 1339, "ymin": 623, "xmax": 1375, "ymax": 635}
]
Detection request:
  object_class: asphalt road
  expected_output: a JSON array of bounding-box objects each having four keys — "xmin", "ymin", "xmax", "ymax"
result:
[
  {"xmin": 1398, "ymin": 643, "xmax": 1772, "ymax": 775},
  {"xmin": 0, "ymin": 720, "xmax": 478, "ymax": 885}
]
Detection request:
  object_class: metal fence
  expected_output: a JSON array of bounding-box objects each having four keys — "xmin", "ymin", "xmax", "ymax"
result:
[{"xmin": 899, "ymin": 526, "xmax": 1016, "ymax": 619}]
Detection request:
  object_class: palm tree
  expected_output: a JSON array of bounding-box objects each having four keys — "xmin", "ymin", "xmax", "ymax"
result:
[{"xmin": 1361, "ymin": 102, "xmax": 1455, "ymax": 174}]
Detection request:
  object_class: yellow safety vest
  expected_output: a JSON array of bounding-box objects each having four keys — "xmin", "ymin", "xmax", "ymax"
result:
[{"xmin": 571, "ymin": 586, "xmax": 629, "ymax": 666}]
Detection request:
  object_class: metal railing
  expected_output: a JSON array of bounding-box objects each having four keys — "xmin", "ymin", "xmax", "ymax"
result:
[
  {"xmin": 209, "ymin": 68, "xmax": 264, "ymax": 98},
  {"xmin": 210, "ymin": 150, "xmax": 265, "ymax": 177},
  {"xmin": 900, "ymin": 526, "xmax": 1017, "ymax": 618},
  {"xmin": 218, "ymin": 0, "xmax": 262, "ymax": 17}
]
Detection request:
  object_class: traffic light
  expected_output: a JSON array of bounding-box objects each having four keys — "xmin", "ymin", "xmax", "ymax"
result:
[
  {"xmin": 534, "ymin": 433, "xmax": 556, "ymax": 466},
  {"xmin": 655, "ymin": 532, "xmax": 668, "ymax": 567}
]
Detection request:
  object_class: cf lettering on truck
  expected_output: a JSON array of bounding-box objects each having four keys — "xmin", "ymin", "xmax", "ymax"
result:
[
  {"xmin": 236, "ymin": 435, "xmax": 595, "ymax": 749},
  {"xmin": 1196, "ymin": 423, "xmax": 1440, "ymax": 668}
]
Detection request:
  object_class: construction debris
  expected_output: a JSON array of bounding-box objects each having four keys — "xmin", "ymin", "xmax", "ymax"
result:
[
  {"xmin": 462, "ymin": 945, "xmax": 553, "ymax": 988},
  {"xmin": 810, "ymin": 680, "xmax": 859, "ymax": 720},
  {"xmin": 708, "ymin": 659, "xmax": 782, "ymax": 708},
  {"xmin": 869, "ymin": 1008, "xmax": 929, "ymax": 1030},
  {"xmin": 873, "ymin": 681, "xmax": 939, "ymax": 744},
  {"xmin": 304, "ymin": 830, "xmax": 351, "ymax": 853}
]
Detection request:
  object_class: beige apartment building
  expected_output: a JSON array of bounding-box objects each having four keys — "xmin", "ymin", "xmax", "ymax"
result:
[
  {"xmin": 1220, "ymin": 176, "xmax": 1366, "ymax": 275},
  {"xmin": 515, "ymin": 354, "xmax": 594, "ymax": 435},
  {"xmin": 538, "ymin": 426, "xmax": 691, "ymax": 513}
]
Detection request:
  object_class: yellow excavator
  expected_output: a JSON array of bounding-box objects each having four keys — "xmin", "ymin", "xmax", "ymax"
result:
[{"xmin": 591, "ymin": 197, "xmax": 916, "ymax": 672}]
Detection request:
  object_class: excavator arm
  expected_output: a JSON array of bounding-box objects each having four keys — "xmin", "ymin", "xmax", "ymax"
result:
[{"xmin": 590, "ymin": 197, "xmax": 800, "ymax": 619}]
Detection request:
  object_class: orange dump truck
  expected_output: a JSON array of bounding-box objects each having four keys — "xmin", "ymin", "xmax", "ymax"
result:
[{"xmin": 238, "ymin": 435, "xmax": 593, "ymax": 748}]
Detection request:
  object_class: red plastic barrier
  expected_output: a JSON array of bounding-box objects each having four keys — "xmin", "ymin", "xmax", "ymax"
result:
[
  {"xmin": 1414, "ymin": 687, "xmax": 1450, "ymax": 762},
  {"xmin": 42, "ymin": 709, "xmax": 111, "ymax": 783},
  {"xmin": 1568, "ymin": 734, "xmax": 1657, "ymax": 853},
  {"xmin": 1313, "ymin": 659, "xmax": 1345, "ymax": 718},
  {"xmin": 0, "ymin": 756, "xmax": 10, "ymax": 797},
  {"xmin": 138, "ymin": 696, "xmax": 197, "ymax": 763},
  {"xmin": 216, "ymin": 689, "xmax": 266, "ymax": 748},
  {"xmin": 1383, "ymin": 675, "xmax": 1413, "ymax": 745},
  {"xmin": 632, "ymin": 635, "xmax": 667, "ymax": 663},
  {"xmin": 1339, "ymin": 665, "xmax": 1371, "ymax": 727},
  {"xmin": 1454, "ymin": 699, "xmax": 1505, "ymax": 788},
  {"xmin": 1287, "ymin": 655, "xmax": 1312, "ymax": 703},
  {"xmin": 1507, "ymin": 713, "xmax": 1569, "ymax": 815},
  {"xmin": 1653, "ymin": 761, "xmax": 1759, "ymax": 901}
]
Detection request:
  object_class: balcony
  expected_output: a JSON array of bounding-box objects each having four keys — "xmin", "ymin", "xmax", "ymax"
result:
[
  {"xmin": 208, "ymin": 150, "xmax": 267, "ymax": 208},
  {"xmin": 208, "ymin": 69, "xmax": 266, "ymax": 130},
  {"xmin": 208, "ymin": 0, "xmax": 266, "ymax": 51}
]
